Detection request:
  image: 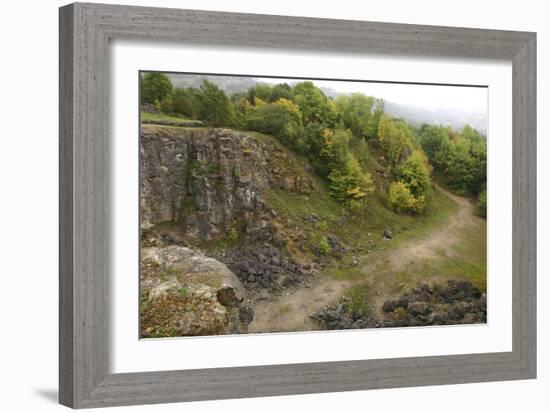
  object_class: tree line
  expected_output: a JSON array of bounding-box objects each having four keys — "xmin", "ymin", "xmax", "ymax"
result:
[{"xmin": 141, "ymin": 72, "xmax": 487, "ymax": 217}]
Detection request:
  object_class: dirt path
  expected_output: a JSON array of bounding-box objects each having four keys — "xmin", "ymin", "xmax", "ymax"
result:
[
  {"xmin": 248, "ymin": 185, "xmax": 482, "ymax": 333},
  {"xmin": 248, "ymin": 276, "xmax": 351, "ymax": 333},
  {"xmin": 387, "ymin": 185, "xmax": 484, "ymax": 270}
]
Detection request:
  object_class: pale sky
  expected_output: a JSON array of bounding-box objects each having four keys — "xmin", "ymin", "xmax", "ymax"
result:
[{"xmin": 260, "ymin": 77, "xmax": 488, "ymax": 114}]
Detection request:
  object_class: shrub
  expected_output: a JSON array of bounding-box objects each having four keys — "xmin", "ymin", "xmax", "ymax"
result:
[
  {"xmin": 318, "ymin": 237, "xmax": 331, "ymax": 256},
  {"xmin": 388, "ymin": 181, "xmax": 426, "ymax": 214},
  {"xmin": 388, "ymin": 181, "xmax": 414, "ymax": 212}
]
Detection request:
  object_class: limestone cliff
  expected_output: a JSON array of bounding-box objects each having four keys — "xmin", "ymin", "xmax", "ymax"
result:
[{"xmin": 140, "ymin": 125, "xmax": 315, "ymax": 241}]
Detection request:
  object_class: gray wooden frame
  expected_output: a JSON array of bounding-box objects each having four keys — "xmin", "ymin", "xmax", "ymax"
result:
[{"xmin": 59, "ymin": 2, "xmax": 536, "ymax": 408}]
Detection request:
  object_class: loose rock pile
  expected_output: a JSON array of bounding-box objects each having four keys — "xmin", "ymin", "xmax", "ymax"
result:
[
  {"xmin": 311, "ymin": 280, "xmax": 486, "ymax": 330},
  {"xmin": 310, "ymin": 296, "xmax": 377, "ymax": 330},
  {"xmin": 380, "ymin": 280, "xmax": 486, "ymax": 327},
  {"xmin": 220, "ymin": 245, "xmax": 310, "ymax": 292}
]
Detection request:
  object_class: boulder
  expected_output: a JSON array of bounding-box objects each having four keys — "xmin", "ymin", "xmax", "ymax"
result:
[{"xmin": 140, "ymin": 246, "xmax": 250, "ymax": 337}]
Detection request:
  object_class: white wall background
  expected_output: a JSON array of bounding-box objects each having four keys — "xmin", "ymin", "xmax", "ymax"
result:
[{"xmin": 0, "ymin": 0, "xmax": 546, "ymax": 411}]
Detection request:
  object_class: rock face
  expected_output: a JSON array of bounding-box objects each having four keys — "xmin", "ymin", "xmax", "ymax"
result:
[
  {"xmin": 311, "ymin": 280, "xmax": 487, "ymax": 330},
  {"xmin": 140, "ymin": 246, "xmax": 253, "ymax": 337},
  {"xmin": 140, "ymin": 126, "xmax": 314, "ymax": 240}
]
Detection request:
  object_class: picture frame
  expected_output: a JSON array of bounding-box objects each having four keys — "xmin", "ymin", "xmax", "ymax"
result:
[{"xmin": 59, "ymin": 2, "xmax": 536, "ymax": 408}]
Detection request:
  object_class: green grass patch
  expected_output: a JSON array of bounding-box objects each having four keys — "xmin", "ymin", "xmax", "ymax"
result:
[
  {"xmin": 367, "ymin": 221, "xmax": 487, "ymax": 295},
  {"xmin": 141, "ymin": 111, "xmax": 191, "ymax": 123},
  {"xmin": 343, "ymin": 285, "xmax": 373, "ymax": 318},
  {"xmin": 327, "ymin": 261, "xmax": 362, "ymax": 280},
  {"xmin": 427, "ymin": 224, "xmax": 487, "ymax": 290}
]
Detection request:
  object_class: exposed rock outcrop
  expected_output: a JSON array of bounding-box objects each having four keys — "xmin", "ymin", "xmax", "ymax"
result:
[
  {"xmin": 140, "ymin": 246, "xmax": 253, "ymax": 337},
  {"xmin": 140, "ymin": 126, "xmax": 315, "ymax": 241}
]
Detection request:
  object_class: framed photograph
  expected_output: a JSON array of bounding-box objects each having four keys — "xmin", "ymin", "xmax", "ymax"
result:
[{"xmin": 59, "ymin": 2, "xmax": 536, "ymax": 408}]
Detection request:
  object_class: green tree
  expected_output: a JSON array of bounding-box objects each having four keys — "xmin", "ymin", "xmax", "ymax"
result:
[
  {"xmin": 335, "ymin": 94, "xmax": 375, "ymax": 139},
  {"xmin": 377, "ymin": 115, "xmax": 416, "ymax": 168},
  {"xmin": 293, "ymin": 81, "xmax": 331, "ymax": 125},
  {"xmin": 418, "ymin": 124, "xmax": 452, "ymax": 168},
  {"xmin": 328, "ymin": 154, "xmax": 375, "ymax": 211},
  {"xmin": 269, "ymin": 83, "xmax": 293, "ymax": 102},
  {"xmin": 171, "ymin": 88, "xmax": 193, "ymax": 117},
  {"xmin": 248, "ymin": 83, "xmax": 273, "ymax": 102},
  {"xmin": 419, "ymin": 124, "xmax": 486, "ymax": 196},
  {"xmin": 194, "ymin": 80, "xmax": 235, "ymax": 126},
  {"xmin": 232, "ymin": 95, "xmax": 255, "ymax": 128},
  {"xmin": 245, "ymin": 98, "xmax": 304, "ymax": 146},
  {"xmin": 352, "ymin": 137, "xmax": 370, "ymax": 169},
  {"xmin": 394, "ymin": 150, "xmax": 431, "ymax": 198},
  {"xmin": 365, "ymin": 99, "xmax": 384, "ymax": 140},
  {"xmin": 140, "ymin": 72, "xmax": 173, "ymax": 105}
]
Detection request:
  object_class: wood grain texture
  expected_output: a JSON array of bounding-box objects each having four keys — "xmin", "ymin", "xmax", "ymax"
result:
[
  {"xmin": 59, "ymin": 4, "xmax": 74, "ymax": 406},
  {"xmin": 59, "ymin": 2, "xmax": 537, "ymax": 408}
]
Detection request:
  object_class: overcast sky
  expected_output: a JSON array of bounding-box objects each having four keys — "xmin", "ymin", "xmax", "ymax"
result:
[{"xmin": 260, "ymin": 77, "xmax": 488, "ymax": 114}]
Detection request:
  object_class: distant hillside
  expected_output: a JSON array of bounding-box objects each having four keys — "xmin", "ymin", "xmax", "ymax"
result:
[
  {"xmin": 167, "ymin": 74, "xmax": 256, "ymax": 95},
  {"xmin": 384, "ymin": 101, "xmax": 487, "ymax": 135},
  {"xmin": 320, "ymin": 86, "xmax": 486, "ymax": 134}
]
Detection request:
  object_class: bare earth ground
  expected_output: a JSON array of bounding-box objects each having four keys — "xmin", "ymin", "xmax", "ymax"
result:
[{"xmin": 248, "ymin": 185, "xmax": 486, "ymax": 333}]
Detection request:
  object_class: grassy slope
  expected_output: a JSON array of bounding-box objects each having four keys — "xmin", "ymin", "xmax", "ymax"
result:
[{"xmin": 250, "ymin": 131, "xmax": 485, "ymax": 295}]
